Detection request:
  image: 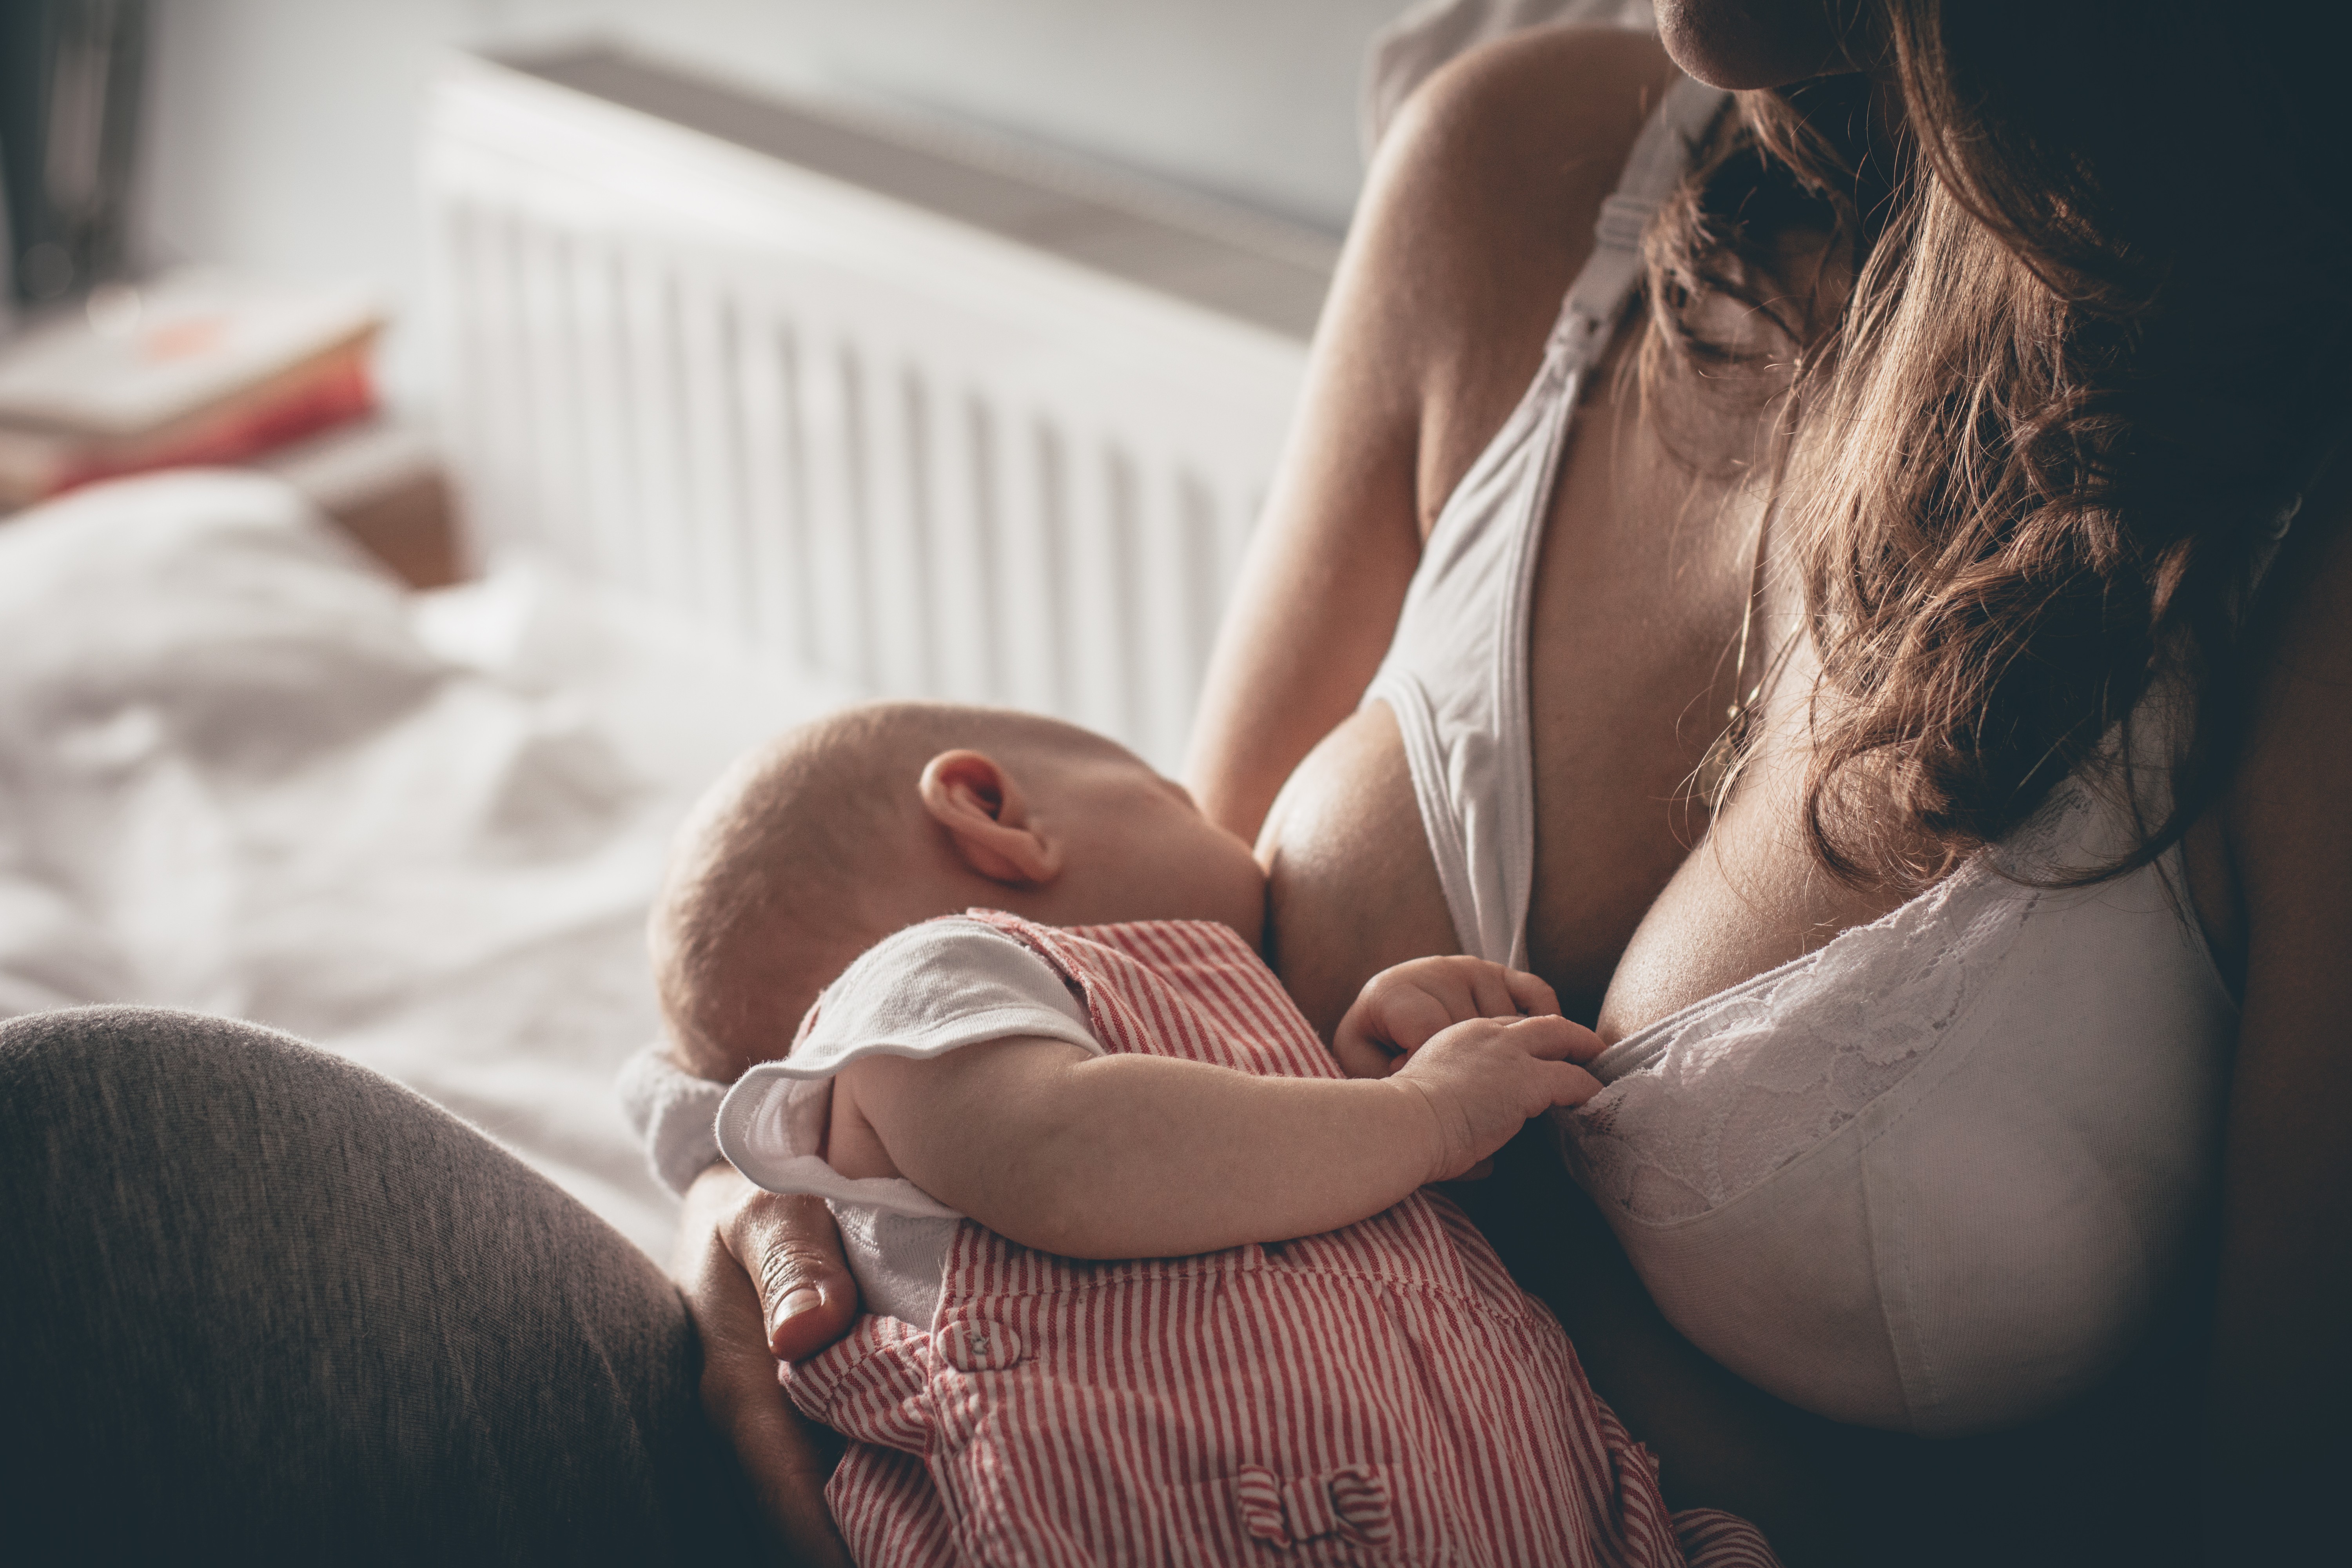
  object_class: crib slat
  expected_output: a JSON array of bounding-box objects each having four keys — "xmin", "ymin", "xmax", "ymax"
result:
[
  {"xmin": 729, "ymin": 305, "xmax": 795, "ymax": 665},
  {"xmin": 800, "ymin": 329, "xmax": 873, "ymax": 691},
  {"xmin": 673, "ymin": 273, "xmax": 745, "ymax": 637},
  {"xmin": 864, "ymin": 350, "xmax": 931, "ymax": 698},
  {"xmin": 928, "ymin": 381, "xmax": 996, "ymax": 705}
]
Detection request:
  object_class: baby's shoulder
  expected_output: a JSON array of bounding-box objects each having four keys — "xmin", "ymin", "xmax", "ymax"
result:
[{"xmin": 805, "ymin": 916, "xmax": 1091, "ymax": 1062}]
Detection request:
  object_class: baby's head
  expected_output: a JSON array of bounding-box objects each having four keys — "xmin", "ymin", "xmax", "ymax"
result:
[{"xmin": 652, "ymin": 701, "xmax": 1264, "ymax": 1077}]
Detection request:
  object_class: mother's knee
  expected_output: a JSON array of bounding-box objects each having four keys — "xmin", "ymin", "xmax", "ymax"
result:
[
  {"xmin": 0, "ymin": 1004, "xmax": 345, "ymax": 1206},
  {"xmin": 0, "ymin": 1005, "xmax": 747, "ymax": 1562}
]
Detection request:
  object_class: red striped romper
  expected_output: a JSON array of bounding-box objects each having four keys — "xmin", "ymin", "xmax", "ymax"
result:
[{"xmin": 785, "ymin": 913, "xmax": 1778, "ymax": 1568}]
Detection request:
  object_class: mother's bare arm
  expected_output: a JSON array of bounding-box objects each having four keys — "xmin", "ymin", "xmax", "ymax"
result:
[
  {"xmin": 2202, "ymin": 483, "xmax": 2352, "ymax": 1563},
  {"xmin": 1179, "ymin": 92, "xmax": 1426, "ymax": 837},
  {"xmin": 1186, "ymin": 29, "xmax": 1683, "ymax": 838}
]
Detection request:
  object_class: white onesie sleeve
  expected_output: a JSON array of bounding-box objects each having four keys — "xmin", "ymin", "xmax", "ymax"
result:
[{"xmin": 713, "ymin": 915, "xmax": 1101, "ymax": 1325}]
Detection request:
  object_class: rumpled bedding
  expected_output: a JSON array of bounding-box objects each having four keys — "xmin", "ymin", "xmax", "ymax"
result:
[{"xmin": 0, "ymin": 471, "xmax": 853, "ymax": 1259}]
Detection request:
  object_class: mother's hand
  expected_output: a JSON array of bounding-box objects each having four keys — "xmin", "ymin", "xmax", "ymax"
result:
[{"xmin": 674, "ymin": 1160, "xmax": 860, "ymax": 1568}]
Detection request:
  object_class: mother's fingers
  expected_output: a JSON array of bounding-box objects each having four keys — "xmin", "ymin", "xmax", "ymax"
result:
[
  {"xmin": 680, "ymin": 1163, "xmax": 861, "ymax": 1362},
  {"xmin": 733, "ymin": 1191, "xmax": 861, "ymax": 1363}
]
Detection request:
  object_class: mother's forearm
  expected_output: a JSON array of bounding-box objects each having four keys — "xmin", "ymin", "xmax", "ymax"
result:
[{"xmin": 674, "ymin": 1166, "xmax": 856, "ymax": 1568}]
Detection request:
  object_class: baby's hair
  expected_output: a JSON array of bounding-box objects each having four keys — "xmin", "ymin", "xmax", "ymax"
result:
[{"xmin": 652, "ymin": 701, "xmax": 1100, "ymax": 1077}]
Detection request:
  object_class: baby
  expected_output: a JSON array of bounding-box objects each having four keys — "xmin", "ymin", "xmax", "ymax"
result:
[{"xmin": 652, "ymin": 701, "xmax": 1773, "ymax": 1567}]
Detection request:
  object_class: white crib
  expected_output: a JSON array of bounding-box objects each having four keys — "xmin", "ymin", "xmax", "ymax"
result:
[{"xmin": 420, "ymin": 45, "xmax": 1334, "ymax": 772}]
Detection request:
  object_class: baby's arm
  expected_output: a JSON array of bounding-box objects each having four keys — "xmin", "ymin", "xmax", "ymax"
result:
[{"xmin": 830, "ymin": 959, "xmax": 1599, "ymax": 1259}]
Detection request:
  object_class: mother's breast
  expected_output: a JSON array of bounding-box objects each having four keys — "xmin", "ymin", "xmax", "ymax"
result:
[
  {"xmin": 1256, "ymin": 701, "xmax": 1459, "ymax": 1039},
  {"xmin": 1561, "ymin": 842, "xmax": 2237, "ymax": 1435}
]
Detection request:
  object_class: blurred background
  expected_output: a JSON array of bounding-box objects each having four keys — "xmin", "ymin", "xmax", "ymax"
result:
[
  {"xmin": 8, "ymin": 0, "xmax": 1403, "ymax": 411},
  {"xmin": 0, "ymin": 0, "xmax": 1651, "ymax": 1252}
]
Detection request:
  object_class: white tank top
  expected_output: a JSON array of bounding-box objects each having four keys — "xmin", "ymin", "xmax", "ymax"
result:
[{"xmin": 1364, "ymin": 76, "xmax": 2239, "ymax": 1436}]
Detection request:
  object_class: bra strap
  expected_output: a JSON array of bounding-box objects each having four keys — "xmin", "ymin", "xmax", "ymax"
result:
[{"xmin": 1549, "ymin": 75, "xmax": 1731, "ymax": 373}]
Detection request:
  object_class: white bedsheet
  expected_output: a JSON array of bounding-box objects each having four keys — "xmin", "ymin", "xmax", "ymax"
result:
[{"xmin": 0, "ymin": 470, "xmax": 855, "ymax": 1259}]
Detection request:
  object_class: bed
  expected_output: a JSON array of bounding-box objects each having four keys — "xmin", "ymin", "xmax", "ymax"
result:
[{"xmin": 0, "ymin": 470, "xmax": 851, "ymax": 1258}]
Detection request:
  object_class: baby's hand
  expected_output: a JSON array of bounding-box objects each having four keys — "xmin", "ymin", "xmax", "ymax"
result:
[
  {"xmin": 1392, "ymin": 1014, "xmax": 1604, "ymax": 1183},
  {"xmin": 1331, "ymin": 956, "xmax": 1562, "ymax": 1080}
]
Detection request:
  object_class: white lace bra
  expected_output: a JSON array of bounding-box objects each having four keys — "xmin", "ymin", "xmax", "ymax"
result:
[
  {"xmin": 1369, "ymin": 78, "xmax": 2239, "ymax": 1436},
  {"xmin": 1564, "ymin": 768, "xmax": 2234, "ymax": 1435}
]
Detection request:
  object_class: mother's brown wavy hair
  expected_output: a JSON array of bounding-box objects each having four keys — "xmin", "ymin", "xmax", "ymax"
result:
[{"xmin": 1643, "ymin": 0, "xmax": 2352, "ymax": 887}]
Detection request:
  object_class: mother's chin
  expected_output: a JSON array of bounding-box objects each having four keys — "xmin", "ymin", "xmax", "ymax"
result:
[{"xmin": 1651, "ymin": 0, "xmax": 1872, "ymax": 91}]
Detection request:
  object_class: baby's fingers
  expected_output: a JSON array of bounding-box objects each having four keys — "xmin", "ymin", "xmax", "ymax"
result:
[
  {"xmin": 1502, "ymin": 968, "xmax": 1562, "ymax": 1019},
  {"xmin": 1384, "ymin": 985, "xmax": 1465, "ymax": 1053},
  {"xmin": 1503, "ymin": 1013, "xmax": 1606, "ymax": 1065},
  {"xmin": 1537, "ymin": 1060, "xmax": 1604, "ymax": 1112},
  {"xmin": 1331, "ymin": 1030, "xmax": 1402, "ymax": 1080},
  {"xmin": 1464, "ymin": 962, "xmax": 1523, "ymax": 1021}
]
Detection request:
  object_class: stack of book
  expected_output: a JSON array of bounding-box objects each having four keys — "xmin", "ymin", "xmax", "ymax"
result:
[{"xmin": 0, "ymin": 270, "xmax": 385, "ymax": 511}]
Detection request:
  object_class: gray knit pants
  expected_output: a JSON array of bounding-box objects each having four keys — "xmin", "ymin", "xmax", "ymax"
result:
[{"xmin": 0, "ymin": 1007, "xmax": 768, "ymax": 1565}]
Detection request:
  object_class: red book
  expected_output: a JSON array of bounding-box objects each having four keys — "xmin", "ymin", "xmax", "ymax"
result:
[{"xmin": 0, "ymin": 270, "xmax": 385, "ymax": 509}]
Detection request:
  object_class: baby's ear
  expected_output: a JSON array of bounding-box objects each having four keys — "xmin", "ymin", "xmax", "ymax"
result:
[{"xmin": 918, "ymin": 749, "xmax": 1062, "ymax": 885}]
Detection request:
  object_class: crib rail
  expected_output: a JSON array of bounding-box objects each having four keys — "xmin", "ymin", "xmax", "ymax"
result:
[{"xmin": 420, "ymin": 47, "xmax": 1327, "ymax": 771}]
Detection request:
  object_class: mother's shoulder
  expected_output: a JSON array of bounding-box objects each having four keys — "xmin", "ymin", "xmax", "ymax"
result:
[
  {"xmin": 1388, "ymin": 22, "xmax": 1680, "ymax": 180},
  {"xmin": 1353, "ymin": 25, "xmax": 1681, "ymax": 524}
]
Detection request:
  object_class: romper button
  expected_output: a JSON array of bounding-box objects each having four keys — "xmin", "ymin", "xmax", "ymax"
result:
[{"xmin": 939, "ymin": 1319, "xmax": 1023, "ymax": 1372}]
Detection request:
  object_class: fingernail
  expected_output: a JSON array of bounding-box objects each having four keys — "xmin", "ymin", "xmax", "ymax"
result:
[{"xmin": 776, "ymin": 1286, "xmax": 821, "ymax": 1322}]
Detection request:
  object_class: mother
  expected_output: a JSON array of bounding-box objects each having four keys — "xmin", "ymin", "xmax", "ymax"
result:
[{"xmin": 693, "ymin": 2, "xmax": 2352, "ymax": 1562}]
